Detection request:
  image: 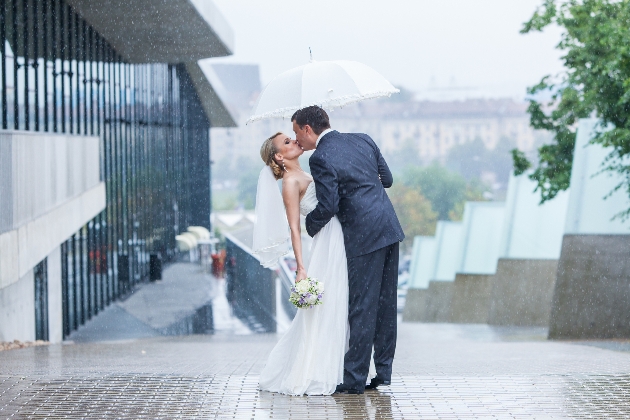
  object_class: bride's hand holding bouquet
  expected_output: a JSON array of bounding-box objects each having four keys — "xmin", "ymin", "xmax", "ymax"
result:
[
  {"xmin": 295, "ymin": 267, "xmax": 308, "ymax": 283},
  {"xmin": 290, "ymin": 277, "xmax": 324, "ymax": 309}
]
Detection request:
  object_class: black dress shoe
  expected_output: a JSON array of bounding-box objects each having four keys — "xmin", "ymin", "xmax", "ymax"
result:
[
  {"xmin": 365, "ymin": 377, "xmax": 391, "ymax": 390},
  {"xmin": 334, "ymin": 384, "xmax": 364, "ymax": 395}
]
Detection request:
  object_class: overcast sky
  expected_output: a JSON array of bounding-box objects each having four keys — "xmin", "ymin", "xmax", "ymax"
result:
[{"xmin": 209, "ymin": 0, "xmax": 564, "ymax": 101}]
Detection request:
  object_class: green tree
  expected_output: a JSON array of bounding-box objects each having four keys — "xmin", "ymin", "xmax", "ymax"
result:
[
  {"xmin": 401, "ymin": 163, "xmax": 469, "ymax": 220},
  {"xmin": 448, "ymin": 178, "xmax": 489, "ymax": 221},
  {"xmin": 445, "ymin": 138, "xmax": 488, "ymax": 181},
  {"xmin": 237, "ymin": 165, "xmax": 260, "ymax": 210},
  {"xmin": 382, "ymin": 139, "xmax": 422, "ymax": 175},
  {"xmin": 212, "ymin": 190, "xmax": 237, "ymax": 211},
  {"xmin": 515, "ymin": 0, "xmax": 630, "ymax": 219},
  {"xmin": 446, "ymin": 137, "xmax": 516, "ymax": 187},
  {"xmin": 387, "ymin": 184, "xmax": 438, "ymax": 251},
  {"xmin": 487, "ymin": 137, "xmax": 517, "ymax": 186}
]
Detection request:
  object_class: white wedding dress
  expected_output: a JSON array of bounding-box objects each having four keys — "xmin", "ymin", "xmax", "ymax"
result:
[{"xmin": 259, "ymin": 182, "xmax": 349, "ymax": 395}]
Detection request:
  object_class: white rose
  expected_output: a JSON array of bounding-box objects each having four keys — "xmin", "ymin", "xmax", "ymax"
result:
[
  {"xmin": 296, "ymin": 280, "xmax": 309, "ymax": 294},
  {"xmin": 316, "ymin": 282, "xmax": 324, "ymax": 293}
]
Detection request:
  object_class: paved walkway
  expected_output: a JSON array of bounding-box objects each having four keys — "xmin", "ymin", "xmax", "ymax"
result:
[{"xmin": 2, "ymin": 323, "xmax": 630, "ymax": 418}]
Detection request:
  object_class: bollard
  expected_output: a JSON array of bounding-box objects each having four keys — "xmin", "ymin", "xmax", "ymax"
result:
[
  {"xmin": 149, "ymin": 254, "xmax": 162, "ymax": 281},
  {"xmin": 117, "ymin": 255, "xmax": 130, "ymax": 293}
]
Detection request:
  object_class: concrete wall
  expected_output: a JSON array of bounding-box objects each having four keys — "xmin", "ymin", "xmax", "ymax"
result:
[
  {"xmin": 402, "ymin": 288, "xmax": 428, "ymax": 322},
  {"xmin": 421, "ymin": 281, "xmax": 454, "ymax": 323},
  {"xmin": 0, "ymin": 269, "xmax": 34, "ymax": 342},
  {"xmin": 549, "ymin": 235, "xmax": 630, "ymax": 339},
  {"xmin": 450, "ymin": 274, "xmax": 494, "ymax": 324},
  {"xmin": 403, "ymin": 223, "xmax": 460, "ymax": 323},
  {"xmin": 0, "ymin": 131, "xmax": 105, "ymax": 342},
  {"xmin": 0, "ymin": 183, "xmax": 105, "ymax": 288},
  {"xmin": 0, "ymin": 246, "xmax": 64, "ymax": 343},
  {"xmin": 481, "ymin": 173, "xmax": 569, "ymax": 328},
  {"xmin": 404, "ymin": 205, "xmax": 504, "ymax": 324},
  {"xmin": 0, "ymin": 131, "xmax": 105, "ymax": 289},
  {"xmin": 548, "ymin": 119, "xmax": 630, "ymax": 339},
  {"xmin": 0, "ymin": 131, "xmax": 101, "ymax": 235},
  {"xmin": 488, "ymin": 258, "xmax": 558, "ymax": 327},
  {"xmin": 442, "ymin": 203, "xmax": 504, "ymax": 325}
]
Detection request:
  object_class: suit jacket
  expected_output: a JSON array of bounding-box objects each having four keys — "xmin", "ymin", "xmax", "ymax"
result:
[{"xmin": 306, "ymin": 130, "xmax": 404, "ymax": 258}]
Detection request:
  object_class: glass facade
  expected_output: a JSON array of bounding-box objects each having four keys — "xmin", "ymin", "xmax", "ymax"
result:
[{"xmin": 0, "ymin": 0, "xmax": 212, "ymax": 338}]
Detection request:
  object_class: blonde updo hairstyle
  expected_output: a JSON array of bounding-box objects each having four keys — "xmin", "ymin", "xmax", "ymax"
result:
[{"xmin": 260, "ymin": 132, "xmax": 285, "ymax": 180}]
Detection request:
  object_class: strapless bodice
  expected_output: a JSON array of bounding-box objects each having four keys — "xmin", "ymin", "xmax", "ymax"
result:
[{"xmin": 300, "ymin": 182, "xmax": 317, "ymax": 216}]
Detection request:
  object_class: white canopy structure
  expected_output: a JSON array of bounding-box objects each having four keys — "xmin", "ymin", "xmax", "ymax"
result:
[
  {"xmin": 432, "ymin": 222, "xmax": 464, "ymax": 282},
  {"xmin": 67, "ymin": 0, "xmax": 233, "ymax": 63},
  {"xmin": 456, "ymin": 202, "xmax": 505, "ymax": 275},
  {"xmin": 500, "ymin": 173, "xmax": 570, "ymax": 259},
  {"xmin": 564, "ymin": 118, "xmax": 630, "ymax": 234},
  {"xmin": 408, "ymin": 237, "xmax": 437, "ymax": 289}
]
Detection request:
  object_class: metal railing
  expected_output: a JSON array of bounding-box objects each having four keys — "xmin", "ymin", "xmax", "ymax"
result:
[
  {"xmin": 224, "ymin": 232, "xmax": 277, "ymax": 333},
  {"xmin": 277, "ymin": 257, "xmax": 298, "ymax": 320}
]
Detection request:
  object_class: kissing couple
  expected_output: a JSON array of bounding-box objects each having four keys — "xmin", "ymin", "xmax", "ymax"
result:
[{"xmin": 253, "ymin": 105, "xmax": 404, "ymax": 395}]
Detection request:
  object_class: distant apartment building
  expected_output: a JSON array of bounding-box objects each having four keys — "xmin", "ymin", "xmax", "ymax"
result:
[
  {"xmin": 210, "ymin": 73, "xmax": 542, "ymax": 168},
  {"xmin": 333, "ymin": 98, "xmax": 541, "ymax": 163}
]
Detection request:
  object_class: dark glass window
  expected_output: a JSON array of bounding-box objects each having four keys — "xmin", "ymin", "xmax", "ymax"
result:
[{"xmin": 0, "ymin": 0, "xmax": 212, "ymax": 338}]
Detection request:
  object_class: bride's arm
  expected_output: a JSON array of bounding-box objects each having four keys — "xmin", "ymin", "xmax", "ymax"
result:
[{"xmin": 282, "ymin": 178, "xmax": 308, "ymax": 283}]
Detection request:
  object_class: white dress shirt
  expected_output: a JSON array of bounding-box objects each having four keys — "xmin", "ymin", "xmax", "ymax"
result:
[{"xmin": 316, "ymin": 128, "xmax": 334, "ymax": 148}]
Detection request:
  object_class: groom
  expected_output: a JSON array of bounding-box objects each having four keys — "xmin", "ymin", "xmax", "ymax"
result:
[{"xmin": 293, "ymin": 106, "xmax": 404, "ymax": 394}]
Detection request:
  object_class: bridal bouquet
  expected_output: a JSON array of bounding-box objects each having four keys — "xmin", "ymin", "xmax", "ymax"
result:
[{"xmin": 289, "ymin": 277, "xmax": 324, "ymax": 309}]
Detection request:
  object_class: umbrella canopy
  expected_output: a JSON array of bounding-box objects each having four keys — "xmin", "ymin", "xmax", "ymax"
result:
[{"xmin": 247, "ymin": 60, "xmax": 399, "ymax": 123}]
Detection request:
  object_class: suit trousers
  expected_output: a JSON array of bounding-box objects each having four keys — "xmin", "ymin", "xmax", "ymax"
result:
[{"xmin": 343, "ymin": 242, "xmax": 399, "ymax": 390}]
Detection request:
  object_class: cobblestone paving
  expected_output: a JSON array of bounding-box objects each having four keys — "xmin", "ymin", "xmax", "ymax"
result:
[{"xmin": 2, "ymin": 323, "xmax": 630, "ymax": 418}]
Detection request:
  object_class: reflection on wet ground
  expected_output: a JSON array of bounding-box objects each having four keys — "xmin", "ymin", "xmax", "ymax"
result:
[
  {"xmin": 2, "ymin": 323, "xmax": 630, "ymax": 418},
  {"xmin": 571, "ymin": 340, "xmax": 630, "ymax": 353},
  {"xmin": 2, "ymin": 372, "xmax": 630, "ymax": 418}
]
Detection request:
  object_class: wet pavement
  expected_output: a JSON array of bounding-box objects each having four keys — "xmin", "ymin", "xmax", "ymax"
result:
[
  {"xmin": 2, "ymin": 323, "xmax": 630, "ymax": 418},
  {"xmin": 64, "ymin": 263, "xmax": 254, "ymax": 344}
]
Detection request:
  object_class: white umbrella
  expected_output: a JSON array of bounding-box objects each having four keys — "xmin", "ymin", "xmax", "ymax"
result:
[{"xmin": 247, "ymin": 60, "xmax": 399, "ymax": 123}]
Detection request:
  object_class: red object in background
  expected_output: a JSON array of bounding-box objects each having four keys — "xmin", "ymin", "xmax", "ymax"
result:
[
  {"xmin": 89, "ymin": 248, "xmax": 108, "ymax": 274},
  {"xmin": 211, "ymin": 249, "xmax": 226, "ymax": 278}
]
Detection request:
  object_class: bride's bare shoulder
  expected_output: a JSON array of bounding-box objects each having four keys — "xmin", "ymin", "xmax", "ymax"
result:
[{"xmin": 281, "ymin": 175, "xmax": 301, "ymax": 199}]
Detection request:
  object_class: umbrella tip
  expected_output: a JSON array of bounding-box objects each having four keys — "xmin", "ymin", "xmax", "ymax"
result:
[{"xmin": 309, "ymin": 47, "xmax": 313, "ymax": 62}]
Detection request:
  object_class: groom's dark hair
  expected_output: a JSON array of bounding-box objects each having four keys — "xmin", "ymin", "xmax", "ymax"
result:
[{"xmin": 291, "ymin": 106, "xmax": 330, "ymax": 135}]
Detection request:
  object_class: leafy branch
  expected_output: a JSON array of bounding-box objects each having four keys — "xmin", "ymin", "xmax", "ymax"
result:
[{"xmin": 515, "ymin": 0, "xmax": 630, "ymax": 219}]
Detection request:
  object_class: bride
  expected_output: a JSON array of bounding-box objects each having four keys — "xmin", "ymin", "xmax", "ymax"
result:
[{"xmin": 253, "ymin": 132, "xmax": 352, "ymax": 396}]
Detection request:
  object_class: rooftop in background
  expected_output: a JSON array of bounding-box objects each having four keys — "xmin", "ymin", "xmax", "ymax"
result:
[{"xmin": 332, "ymin": 98, "xmax": 529, "ymax": 120}]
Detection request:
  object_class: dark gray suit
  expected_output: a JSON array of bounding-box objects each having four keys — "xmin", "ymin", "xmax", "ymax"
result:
[{"xmin": 306, "ymin": 130, "xmax": 404, "ymax": 391}]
